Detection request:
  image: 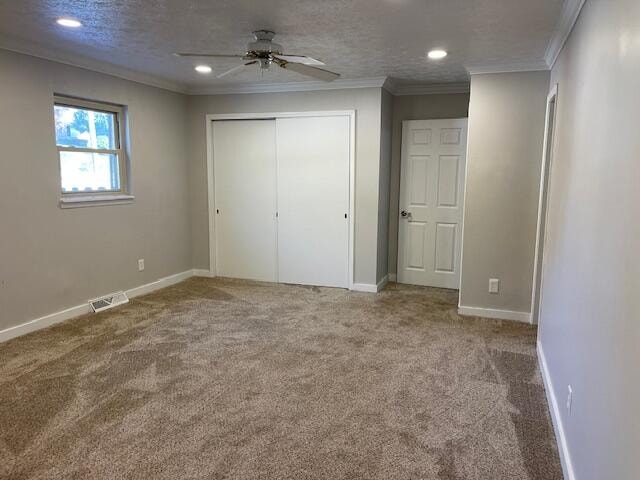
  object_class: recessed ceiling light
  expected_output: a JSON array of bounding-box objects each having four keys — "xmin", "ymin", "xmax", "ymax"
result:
[
  {"xmin": 195, "ymin": 65, "xmax": 212, "ymax": 74},
  {"xmin": 427, "ymin": 49, "xmax": 448, "ymax": 60},
  {"xmin": 56, "ymin": 18, "xmax": 82, "ymax": 28}
]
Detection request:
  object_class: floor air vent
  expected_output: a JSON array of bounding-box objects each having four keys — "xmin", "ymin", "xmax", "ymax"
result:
[{"xmin": 89, "ymin": 292, "xmax": 129, "ymax": 313}]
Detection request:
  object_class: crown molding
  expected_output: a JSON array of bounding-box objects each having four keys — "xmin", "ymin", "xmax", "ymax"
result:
[
  {"xmin": 544, "ymin": 0, "xmax": 586, "ymax": 69},
  {"xmin": 3, "ymin": 0, "xmax": 585, "ymax": 99},
  {"xmin": 187, "ymin": 76, "xmax": 388, "ymax": 95},
  {"xmin": 0, "ymin": 38, "xmax": 187, "ymax": 94},
  {"xmin": 465, "ymin": 60, "xmax": 550, "ymax": 76},
  {"xmin": 383, "ymin": 78, "xmax": 470, "ymax": 96}
]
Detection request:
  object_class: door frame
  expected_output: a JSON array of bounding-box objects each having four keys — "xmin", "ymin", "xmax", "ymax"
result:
[
  {"xmin": 204, "ymin": 110, "xmax": 356, "ymax": 290},
  {"xmin": 530, "ymin": 84, "xmax": 559, "ymax": 325},
  {"xmin": 396, "ymin": 117, "xmax": 469, "ymax": 289}
]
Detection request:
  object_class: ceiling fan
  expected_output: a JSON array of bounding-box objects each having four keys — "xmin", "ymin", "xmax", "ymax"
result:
[{"xmin": 176, "ymin": 30, "xmax": 340, "ymax": 82}]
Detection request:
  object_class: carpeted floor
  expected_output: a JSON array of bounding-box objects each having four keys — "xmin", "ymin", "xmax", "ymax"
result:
[{"xmin": 0, "ymin": 278, "xmax": 563, "ymax": 480}]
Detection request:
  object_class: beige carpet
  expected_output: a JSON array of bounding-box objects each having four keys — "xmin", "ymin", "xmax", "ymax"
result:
[{"xmin": 0, "ymin": 278, "xmax": 563, "ymax": 480}]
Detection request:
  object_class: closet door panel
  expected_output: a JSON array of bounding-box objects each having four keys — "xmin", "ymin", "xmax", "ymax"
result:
[
  {"xmin": 276, "ymin": 116, "xmax": 350, "ymax": 288},
  {"xmin": 213, "ymin": 120, "xmax": 277, "ymax": 282}
]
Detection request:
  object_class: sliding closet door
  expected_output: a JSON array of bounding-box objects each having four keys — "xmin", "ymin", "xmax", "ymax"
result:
[
  {"xmin": 213, "ymin": 120, "xmax": 277, "ymax": 282},
  {"xmin": 276, "ymin": 116, "xmax": 350, "ymax": 288}
]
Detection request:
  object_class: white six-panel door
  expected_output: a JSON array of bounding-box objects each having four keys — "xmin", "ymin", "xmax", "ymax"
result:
[
  {"xmin": 397, "ymin": 119, "xmax": 468, "ymax": 289},
  {"xmin": 213, "ymin": 120, "xmax": 278, "ymax": 282},
  {"xmin": 276, "ymin": 116, "xmax": 350, "ymax": 288}
]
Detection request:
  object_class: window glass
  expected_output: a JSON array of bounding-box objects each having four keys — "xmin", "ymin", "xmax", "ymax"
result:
[
  {"xmin": 60, "ymin": 152, "xmax": 120, "ymax": 192},
  {"xmin": 54, "ymin": 104, "xmax": 117, "ymax": 149}
]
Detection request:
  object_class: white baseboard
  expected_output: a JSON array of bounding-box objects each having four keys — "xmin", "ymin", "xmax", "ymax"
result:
[
  {"xmin": 351, "ymin": 283, "xmax": 377, "ymax": 293},
  {"xmin": 388, "ymin": 273, "xmax": 397, "ymax": 282},
  {"xmin": 0, "ymin": 269, "xmax": 197, "ymax": 343},
  {"xmin": 0, "ymin": 304, "xmax": 93, "ymax": 344},
  {"xmin": 193, "ymin": 269, "xmax": 215, "ymax": 278},
  {"xmin": 457, "ymin": 305, "xmax": 532, "ymax": 323},
  {"xmin": 126, "ymin": 270, "xmax": 195, "ymax": 298},
  {"xmin": 537, "ymin": 341, "xmax": 576, "ymax": 480},
  {"xmin": 352, "ymin": 275, "xmax": 389, "ymax": 293}
]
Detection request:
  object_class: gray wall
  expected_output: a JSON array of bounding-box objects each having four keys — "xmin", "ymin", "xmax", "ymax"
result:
[
  {"xmin": 0, "ymin": 49, "xmax": 191, "ymax": 331},
  {"xmin": 539, "ymin": 0, "xmax": 640, "ymax": 478},
  {"xmin": 187, "ymin": 88, "xmax": 385, "ymax": 286},
  {"xmin": 376, "ymin": 89, "xmax": 393, "ymax": 282},
  {"xmin": 460, "ymin": 72, "xmax": 548, "ymax": 313},
  {"xmin": 388, "ymin": 93, "xmax": 470, "ymax": 275}
]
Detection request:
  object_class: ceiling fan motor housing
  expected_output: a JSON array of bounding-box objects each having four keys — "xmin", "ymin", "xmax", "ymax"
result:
[{"xmin": 247, "ymin": 30, "xmax": 283, "ymax": 56}]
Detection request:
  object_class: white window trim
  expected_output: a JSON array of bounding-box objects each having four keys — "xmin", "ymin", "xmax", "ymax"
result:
[
  {"xmin": 54, "ymin": 95, "xmax": 133, "ymax": 207},
  {"xmin": 59, "ymin": 194, "xmax": 135, "ymax": 209}
]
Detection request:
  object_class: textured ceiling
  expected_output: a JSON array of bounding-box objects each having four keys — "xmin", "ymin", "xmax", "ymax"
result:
[{"xmin": 0, "ymin": 0, "xmax": 563, "ymax": 92}]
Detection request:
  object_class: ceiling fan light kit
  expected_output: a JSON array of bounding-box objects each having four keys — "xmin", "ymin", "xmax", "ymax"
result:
[{"xmin": 176, "ymin": 30, "xmax": 340, "ymax": 82}]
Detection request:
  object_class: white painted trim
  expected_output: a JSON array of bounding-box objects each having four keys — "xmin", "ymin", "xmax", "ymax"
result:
[
  {"xmin": 0, "ymin": 42, "xmax": 186, "ymax": 94},
  {"xmin": 189, "ymin": 77, "xmax": 387, "ymax": 95},
  {"xmin": 545, "ymin": 0, "xmax": 586, "ymax": 69},
  {"xmin": 530, "ymin": 84, "xmax": 559, "ymax": 325},
  {"xmin": 193, "ymin": 269, "xmax": 215, "ymax": 278},
  {"xmin": 457, "ymin": 111, "xmax": 474, "ymax": 295},
  {"xmin": 537, "ymin": 341, "xmax": 577, "ymax": 480},
  {"xmin": 59, "ymin": 194, "xmax": 135, "ymax": 209},
  {"xmin": 457, "ymin": 305, "xmax": 531, "ymax": 323},
  {"xmin": 205, "ymin": 111, "xmax": 356, "ymax": 290},
  {"xmin": 126, "ymin": 270, "xmax": 194, "ymax": 298},
  {"xmin": 388, "ymin": 273, "xmax": 397, "ymax": 282},
  {"xmin": 0, "ymin": 304, "xmax": 92, "ymax": 344},
  {"xmin": 465, "ymin": 60, "xmax": 550, "ymax": 76},
  {"xmin": 352, "ymin": 275, "xmax": 388, "ymax": 293},
  {"xmin": 348, "ymin": 113, "xmax": 357, "ymax": 292},
  {"xmin": 0, "ymin": 270, "xmax": 196, "ymax": 343},
  {"xmin": 351, "ymin": 283, "xmax": 378, "ymax": 293},
  {"xmin": 205, "ymin": 111, "xmax": 356, "ymax": 121},
  {"xmin": 384, "ymin": 79, "xmax": 470, "ymax": 96}
]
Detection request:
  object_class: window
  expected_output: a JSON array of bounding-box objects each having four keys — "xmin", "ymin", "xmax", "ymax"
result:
[{"xmin": 54, "ymin": 96, "xmax": 131, "ymax": 205}]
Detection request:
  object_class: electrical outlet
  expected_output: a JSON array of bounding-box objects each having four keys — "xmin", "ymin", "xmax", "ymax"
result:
[
  {"xmin": 138, "ymin": 259, "xmax": 145, "ymax": 272},
  {"xmin": 489, "ymin": 278, "xmax": 500, "ymax": 294},
  {"xmin": 566, "ymin": 385, "xmax": 573, "ymax": 414}
]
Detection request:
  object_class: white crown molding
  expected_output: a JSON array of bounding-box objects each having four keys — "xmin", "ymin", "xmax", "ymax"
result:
[
  {"xmin": 187, "ymin": 76, "xmax": 388, "ymax": 95},
  {"xmin": 0, "ymin": 42, "xmax": 464, "ymax": 98},
  {"xmin": 544, "ymin": 0, "xmax": 586, "ymax": 69},
  {"xmin": 384, "ymin": 78, "xmax": 470, "ymax": 96},
  {"xmin": 465, "ymin": 59, "xmax": 550, "ymax": 76},
  {"xmin": 0, "ymin": 37, "xmax": 187, "ymax": 94},
  {"xmin": 3, "ymin": 0, "xmax": 585, "ymax": 99}
]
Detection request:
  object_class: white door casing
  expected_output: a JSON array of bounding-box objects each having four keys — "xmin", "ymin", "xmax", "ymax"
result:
[
  {"xmin": 275, "ymin": 116, "xmax": 350, "ymax": 288},
  {"xmin": 213, "ymin": 119, "xmax": 278, "ymax": 282},
  {"xmin": 531, "ymin": 84, "xmax": 559, "ymax": 325},
  {"xmin": 397, "ymin": 119, "xmax": 468, "ymax": 289}
]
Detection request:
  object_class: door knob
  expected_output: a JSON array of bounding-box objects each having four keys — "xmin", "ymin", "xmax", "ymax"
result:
[{"xmin": 401, "ymin": 210, "xmax": 410, "ymax": 218}]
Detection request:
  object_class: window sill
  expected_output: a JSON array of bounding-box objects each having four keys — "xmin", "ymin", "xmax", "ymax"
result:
[{"xmin": 59, "ymin": 194, "xmax": 135, "ymax": 209}]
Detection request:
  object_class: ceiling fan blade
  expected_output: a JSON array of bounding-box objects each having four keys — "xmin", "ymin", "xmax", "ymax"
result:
[
  {"xmin": 216, "ymin": 61, "xmax": 257, "ymax": 79},
  {"xmin": 273, "ymin": 54, "xmax": 325, "ymax": 66},
  {"xmin": 174, "ymin": 53, "xmax": 245, "ymax": 58},
  {"xmin": 278, "ymin": 61, "xmax": 340, "ymax": 82}
]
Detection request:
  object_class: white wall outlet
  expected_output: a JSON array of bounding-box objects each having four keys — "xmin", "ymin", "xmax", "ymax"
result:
[
  {"xmin": 138, "ymin": 259, "xmax": 145, "ymax": 272},
  {"xmin": 566, "ymin": 385, "xmax": 573, "ymax": 414},
  {"xmin": 489, "ymin": 278, "xmax": 500, "ymax": 294}
]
